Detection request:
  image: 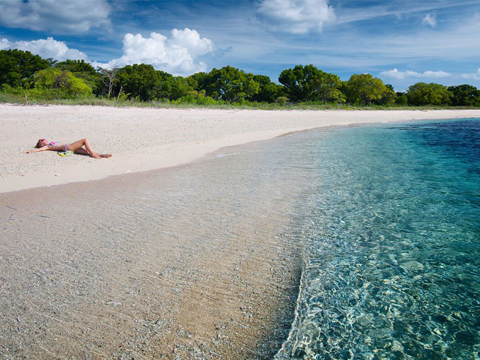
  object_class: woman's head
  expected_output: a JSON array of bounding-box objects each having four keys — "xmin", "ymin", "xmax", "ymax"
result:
[{"xmin": 35, "ymin": 139, "xmax": 48, "ymax": 148}]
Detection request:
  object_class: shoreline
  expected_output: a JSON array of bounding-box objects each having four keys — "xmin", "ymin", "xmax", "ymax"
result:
[
  {"xmin": 2, "ymin": 111, "xmax": 479, "ymax": 357},
  {"xmin": 1, "ymin": 104, "xmax": 479, "ymax": 194}
]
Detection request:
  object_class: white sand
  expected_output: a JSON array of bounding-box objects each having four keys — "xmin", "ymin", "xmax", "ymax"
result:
[{"xmin": 1, "ymin": 104, "xmax": 479, "ymax": 193}]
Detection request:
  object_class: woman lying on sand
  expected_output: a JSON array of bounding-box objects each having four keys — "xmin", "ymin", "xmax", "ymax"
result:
[{"xmin": 25, "ymin": 138, "xmax": 112, "ymax": 159}]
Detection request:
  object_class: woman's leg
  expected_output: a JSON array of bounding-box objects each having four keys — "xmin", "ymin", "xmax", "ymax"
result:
[
  {"xmin": 73, "ymin": 148, "xmax": 89, "ymax": 156},
  {"xmin": 67, "ymin": 138, "xmax": 100, "ymax": 158},
  {"xmin": 75, "ymin": 147, "xmax": 112, "ymax": 158}
]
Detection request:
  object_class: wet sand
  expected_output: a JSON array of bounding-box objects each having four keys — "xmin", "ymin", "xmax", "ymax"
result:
[{"xmin": 1, "ymin": 137, "xmax": 308, "ymax": 358}]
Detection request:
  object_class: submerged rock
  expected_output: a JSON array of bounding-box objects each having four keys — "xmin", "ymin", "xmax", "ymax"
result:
[{"xmin": 400, "ymin": 261, "xmax": 424, "ymax": 272}]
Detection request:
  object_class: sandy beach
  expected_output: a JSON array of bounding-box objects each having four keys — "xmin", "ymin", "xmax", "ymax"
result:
[
  {"xmin": 1, "ymin": 105, "xmax": 480, "ymax": 194},
  {"xmin": 1, "ymin": 105, "xmax": 480, "ymax": 358}
]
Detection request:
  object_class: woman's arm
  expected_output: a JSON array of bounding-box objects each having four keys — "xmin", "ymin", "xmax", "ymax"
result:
[{"xmin": 24, "ymin": 146, "xmax": 49, "ymax": 154}]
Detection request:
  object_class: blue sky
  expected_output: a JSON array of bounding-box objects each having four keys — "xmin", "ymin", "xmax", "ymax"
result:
[{"xmin": 0, "ymin": 0, "xmax": 479, "ymax": 91}]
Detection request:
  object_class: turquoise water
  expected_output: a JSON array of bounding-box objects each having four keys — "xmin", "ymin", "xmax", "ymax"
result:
[{"xmin": 276, "ymin": 119, "xmax": 480, "ymax": 359}]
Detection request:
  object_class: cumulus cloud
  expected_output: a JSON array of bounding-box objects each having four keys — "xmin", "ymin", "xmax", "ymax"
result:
[
  {"xmin": 257, "ymin": 0, "xmax": 336, "ymax": 34},
  {"xmin": 380, "ymin": 68, "xmax": 451, "ymax": 80},
  {"xmin": 422, "ymin": 13, "xmax": 437, "ymax": 27},
  {"xmin": 0, "ymin": 0, "xmax": 111, "ymax": 34},
  {"xmin": 460, "ymin": 68, "xmax": 480, "ymax": 80},
  {"xmin": 0, "ymin": 37, "xmax": 88, "ymax": 61},
  {"xmin": 96, "ymin": 29, "xmax": 216, "ymax": 76}
]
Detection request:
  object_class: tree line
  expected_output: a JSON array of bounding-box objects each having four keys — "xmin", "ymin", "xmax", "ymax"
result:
[{"xmin": 1, "ymin": 49, "xmax": 479, "ymax": 107}]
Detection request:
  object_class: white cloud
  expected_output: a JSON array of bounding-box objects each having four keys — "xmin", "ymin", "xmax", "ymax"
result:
[
  {"xmin": 380, "ymin": 68, "xmax": 451, "ymax": 79},
  {"xmin": 0, "ymin": 0, "xmax": 111, "ymax": 34},
  {"xmin": 0, "ymin": 29, "xmax": 215, "ymax": 76},
  {"xmin": 335, "ymin": 1, "xmax": 474, "ymax": 25},
  {"xmin": 460, "ymin": 68, "xmax": 480, "ymax": 80},
  {"xmin": 257, "ymin": 0, "xmax": 336, "ymax": 34},
  {"xmin": 0, "ymin": 37, "xmax": 88, "ymax": 61},
  {"xmin": 96, "ymin": 29, "xmax": 216, "ymax": 76},
  {"xmin": 422, "ymin": 13, "xmax": 437, "ymax": 27}
]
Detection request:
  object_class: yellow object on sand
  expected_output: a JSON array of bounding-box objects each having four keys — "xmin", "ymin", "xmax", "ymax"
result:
[{"xmin": 58, "ymin": 151, "xmax": 74, "ymax": 156}]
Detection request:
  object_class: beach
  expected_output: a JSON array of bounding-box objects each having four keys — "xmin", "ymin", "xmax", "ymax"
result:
[
  {"xmin": 1, "ymin": 105, "xmax": 480, "ymax": 193},
  {"xmin": 1, "ymin": 105, "xmax": 480, "ymax": 358}
]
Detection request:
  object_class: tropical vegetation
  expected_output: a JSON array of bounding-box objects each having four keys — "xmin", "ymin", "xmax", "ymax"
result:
[{"xmin": 1, "ymin": 49, "xmax": 479, "ymax": 108}]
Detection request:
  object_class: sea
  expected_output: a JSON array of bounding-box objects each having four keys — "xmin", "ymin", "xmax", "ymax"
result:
[{"xmin": 272, "ymin": 118, "xmax": 480, "ymax": 359}]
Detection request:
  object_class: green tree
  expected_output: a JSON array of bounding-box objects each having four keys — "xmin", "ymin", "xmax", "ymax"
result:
[
  {"xmin": 395, "ymin": 92, "xmax": 408, "ymax": 106},
  {"xmin": 168, "ymin": 76, "xmax": 196, "ymax": 100},
  {"xmin": 187, "ymin": 72, "xmax": 208, "ymax": 92},
  {"xmin": 278, "ymin": 65, "xmax": 343, "ymax": 103},
  {"xmin": 114, "ymin": 64, "xmax": 160, "ymax": 101},
  {"xmin": 407, "ymin": 82, "xmax": 452, "ymax": 106},
  {"xmin": 373, "ymin": 83, "xmax": 396, "ymax": 106},
  {"xmin": 34, "ymin": 68, "xmax": 92, "ymax": 98},
  {"xmin": 0, "ymin": 49, "xmax": 50, "ymax": 88},
  {"xmin": 205, "ymin": 66, "xmax": 260, "ymax": 103},
  {"xmin": 151, "ymin": 71, "xmax": 175, "ymax": 99},
  {"xmin": 339, "ymin": 81, "xmax": 349, "ymax": 101},
  {"xmin": 447, "ymin": 84, "xmax": 480, "ymax": 106},
  {"xmin": 55, "ymin": 59, "xmax": 96, "ymax": 75},
  {"xmin": 346, "ymin": 74, "xmax": 390, "ymax": 105},
  {"xmin": 55, "ymin": 59, "xmax": 100, "ymax": 92},
  {"xmin": 278, "ymin": 64, "xmax": 317, "ymax": 102},
  {"xmin": 153, "ymin": 72, "xmax": 200, "ymax": 101},
  {"xmin": 314, "ymin": 70, "xmax": 344, "ymax": 104},
  {"xmin": 251, "ymin": 75, "xmax": 281, "ymax": 103}
]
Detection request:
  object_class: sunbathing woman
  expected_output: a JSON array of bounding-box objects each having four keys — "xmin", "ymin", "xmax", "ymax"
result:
[{"xmin": 25, "ymin": 138, "xmax": 112, "ymax": 159}]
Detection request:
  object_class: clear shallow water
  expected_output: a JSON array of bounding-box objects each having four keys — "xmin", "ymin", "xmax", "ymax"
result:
[
  {"xmin": 1, "ymin": 123, "xmax": 315, "ymax": 358},
  {"xmin": 276, "ymin": 119, "xmax": 480, "ymax": 359}
]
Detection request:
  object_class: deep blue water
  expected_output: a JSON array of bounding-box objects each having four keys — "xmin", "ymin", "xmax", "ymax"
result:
[{"xmin": 276, "ymin": 119, "xmax": 480, "ymax": 359}]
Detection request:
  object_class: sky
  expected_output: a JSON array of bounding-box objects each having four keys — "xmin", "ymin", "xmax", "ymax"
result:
[{"xmin": 0, "ymin": 0, "xmax": 479, "ymax": 91}]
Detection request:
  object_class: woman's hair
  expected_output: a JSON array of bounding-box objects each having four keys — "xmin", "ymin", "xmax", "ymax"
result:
[{"xmin": 35, "ymin": 139, "xmax": 44, "ymax": 148}]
